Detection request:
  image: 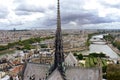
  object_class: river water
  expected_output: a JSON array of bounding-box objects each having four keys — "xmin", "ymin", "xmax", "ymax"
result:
[{"xmin": 89, "ymin": 34, "xmax": 120, "ymax": 60}]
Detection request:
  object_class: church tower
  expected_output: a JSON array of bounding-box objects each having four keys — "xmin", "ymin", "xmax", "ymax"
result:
[
  {"xmin": 51, "ymin": 0, "xmax": 66, "ymax": 79},
  {"xmin": 54, "ymin": 0, "xmax": 64, "ymax": 69}
]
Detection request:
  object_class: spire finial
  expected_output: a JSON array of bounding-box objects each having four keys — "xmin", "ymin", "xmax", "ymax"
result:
[{"xmin": 57, "ymin": 0, "xmax": 61, "ymax": 30}]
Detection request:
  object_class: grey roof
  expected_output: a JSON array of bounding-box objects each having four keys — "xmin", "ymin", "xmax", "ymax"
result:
[
  {"xmin": 23, "ymin": 63, "xmax": 50, "ymax": 80},
  {"xmin": 65, "ymin": 52, "xmax": 78, "ymax": 66},
  {"xmin": 47, "ymin": 68, "xmax": 63, "ymax": 80},
  {"xmin": 66, "ymin": 67, "xmax": 101, "ymax": 80},
  {"xmin": 23, "ymin": 53, "xmax": 102, "ymax": 80},
  {"xmin": 47, "ymin": 66, "xmax": 101, "ymax": 80}
]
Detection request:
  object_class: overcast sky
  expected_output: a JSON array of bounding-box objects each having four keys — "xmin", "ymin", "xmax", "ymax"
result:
[{"xmin": 0, "ymin": 0, "xmax": 120, "ymax": 30}]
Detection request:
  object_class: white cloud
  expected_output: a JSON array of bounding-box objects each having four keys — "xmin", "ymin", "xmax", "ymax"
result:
[
  {"xmin": 0, "ymin": 0, "xmax": 120, "ymax": 30},
  {"xmin": 82, "ymin": 22, "xmax": 120, "ymax": 29},
  {"xmin": 26, "ymin": 0, "xmax": 56, "ymax": 8},
  {"xmin": 83, "ymin": 0, "xmax": 101, "ymax": 10},
  {"xmin": 104, "ymin": 0, "xmax": 120, "ymax": 5},
  {"xmin": 69, "ymin": 21, "xmax": 77, "ymax": 26}
]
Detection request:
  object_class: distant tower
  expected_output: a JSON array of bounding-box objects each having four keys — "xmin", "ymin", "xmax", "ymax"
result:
[{"xmin": 52, "ymin": 0, "xmax": 65, "ymax": 79}]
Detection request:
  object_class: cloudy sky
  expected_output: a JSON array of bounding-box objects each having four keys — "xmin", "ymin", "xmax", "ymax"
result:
[{"xmin": 0, "ymin": 0, "xmax": 120, "ymax": 30}]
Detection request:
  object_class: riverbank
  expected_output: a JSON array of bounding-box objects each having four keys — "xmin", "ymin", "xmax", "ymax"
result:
[
  {"xmin": 0, "ymin": 49, "xmax": 15, "ymax": 57},
  {"xmin": 107, "ymin": 44, "xmax": 120, "ymax": 56}
]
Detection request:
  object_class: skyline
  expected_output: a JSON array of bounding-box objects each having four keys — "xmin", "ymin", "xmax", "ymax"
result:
[{"xmin": 0, "ymin": 0, "xmax": 120, "ymax": 30}]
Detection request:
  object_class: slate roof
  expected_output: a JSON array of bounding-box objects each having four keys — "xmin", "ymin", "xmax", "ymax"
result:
[
  {"xmin": 66, "ymin": 67, "xmax": 101, "ymax": 80},
  {"xmin": 65, "ymin": 52, "xmax": 78, "ymax": 66},
  {"xmin": 23, "ymin": 53, "xmax": 102, "ymax": 80},
  {"xmin": 47, "ymin": 68, "xmax": 63, "ymax": 80},
  {"xmin": 23, "ymin": 63, "xmax": 50, "ymax": 80}
]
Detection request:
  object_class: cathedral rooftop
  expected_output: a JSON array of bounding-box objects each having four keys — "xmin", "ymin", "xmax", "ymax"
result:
[{"xmin": 23, "ymin": 63, "xmax": 50, "ymax": 80}]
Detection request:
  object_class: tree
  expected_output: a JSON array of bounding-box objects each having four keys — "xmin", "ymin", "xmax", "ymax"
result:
[
  {"xmin": 40, "ymin": 44, "xmax": 47, "ymax": 48},
  {"xmin": 23, "ymin": 44, "xmax": 31, "ymax": 50},
  {"xmin": 0, "ymin": 45, "xmax": 7, "ymax": 51},
  {"xmin": 103, "ymin": 34, "xmax": 114, "ymax": 42},
  {"xmin": 89, "ymin": 53, "xmax": 106, "ymax": 58},
  {"xmin": 107, "ymin": 64, "xmax": 120, "ymax": 80},
  {"xmin": 78, "ymin": 54, "xmax": 83, "ymax": 60},
  {"xmin": 73, "ymin": 53, "xmax": 77, "ymax": 56},
  {"xmin": 99, "ymin": 52, "xmax": 106, "ymax": 57}
]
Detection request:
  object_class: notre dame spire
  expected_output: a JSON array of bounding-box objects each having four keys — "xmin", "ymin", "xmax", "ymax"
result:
[
  {"xmin": 54, "ymin": 0, "xmax": 66, "ymax": 79},
  {"xmin": 50, "ymin": 1, "xmax": 65, "ymax": 79},
  {"xmin": 54, "ymin": 0, "xmax": 64, "ymax": 69}
]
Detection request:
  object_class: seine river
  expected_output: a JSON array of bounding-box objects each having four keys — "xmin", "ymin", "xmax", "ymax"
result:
[{"xmin": 89, "ymin": 34, "xmax": 120, "ymax": 60}]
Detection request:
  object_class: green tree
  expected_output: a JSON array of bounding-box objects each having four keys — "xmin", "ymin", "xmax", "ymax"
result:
[
  {"xmin": 103, "ymin": 34, "xmax": 115, "ymax": 43},
  {"xmin": 78, "ymin": 54, "xmax": 83, "ymax": 60},
  {"xmin": 23, "ymin": 44, "xmax": 31, "ymax": 50},
  {"xmin": 107, "ymin": 64, "xmax": 120, "ymax": 80},
  {"xmin": 40, "ymin": 44, "xmax": 47, "ymax": 48},
  {"xmin": 73, "ymin": 53, "xmax": 77, "ymax": 56}
]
